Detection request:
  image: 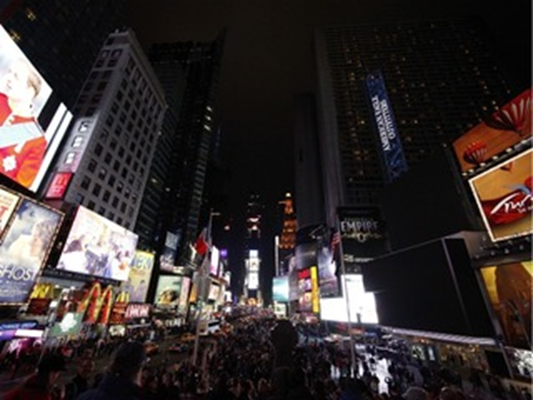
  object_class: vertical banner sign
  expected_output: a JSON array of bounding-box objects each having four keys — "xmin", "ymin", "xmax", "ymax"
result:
[
  {"xmin": 365, "ymin": 70, "xmax": 408, "ymax": 182},
  {"xmin": 310, "ymin": 266, "xmax": 320, "ymax": 314}
]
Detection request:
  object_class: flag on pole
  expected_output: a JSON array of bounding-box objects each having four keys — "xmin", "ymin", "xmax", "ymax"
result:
[{"xmin": 195, "ymin": 228, "xmax": 209, "ymax": 256}]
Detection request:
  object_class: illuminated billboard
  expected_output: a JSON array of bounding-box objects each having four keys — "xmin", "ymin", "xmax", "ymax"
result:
[
  {"xmin": 272, "ymin": 276, "xmax": 289, "ymax": 302},
  {"xmin": 0, "ymin": 197, "xmax": 62, "ymax": 304},
  {"xmin": 469, "ymin": 148, "xmax": 532, "ymax": 242},
  {"xmin": 123, "ymin": 250, "xmax": 154, "ymax": 303},
  {"xmin": 210, "ymin": 246, "xmax": 220, "ymax": 276},
  {"xmin": 56, "ymin": 206, "xmax": 138, "ymax": 281},
  {"xmin": 365, "ymin": 70, "xmax": 408, "ymax": 182},
  {"xmin": 208, "ymin": 283, "xmax": 220, "ymax": 302},
  {"xmin": 154, "ymin": 275, "xmax": 182, "ymax": 307},
  {"xmin": 0, "ymin": 26, "xmax": 72, "ymax": 191},
  {"xmin": 178, "ymin": 276, "xmax": 190, "ymax": 313},
  {"xmin": 453, "ymin": 89, "xmax": 532, "ymax": 173},
  {"xmin": 481, "ymin": 262, "xmax": 532, "ymax": 349},
  {"xmin": 320, "ymin": 274, "xmax": 379, "ymax": 324},
  {"xmin": 248, "ymin": 271, "xmax": 259, "ymax": 290},
  {"xmin": 125, "ymin": 303, "xmax": 151, "ymax": 320}
]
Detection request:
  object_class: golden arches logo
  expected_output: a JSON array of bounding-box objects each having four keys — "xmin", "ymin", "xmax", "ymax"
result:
[
  {"xmin": 77, "ymin": 283, "xmax": 115, "ymax": 324},
  {"xmin": 30, "ymin": 283, "xmax": 54, "ymax": 299}
]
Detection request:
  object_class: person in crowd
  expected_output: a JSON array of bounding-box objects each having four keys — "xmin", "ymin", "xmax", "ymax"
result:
[
  {"xmin": 4, "ymin": 353, "xmax": 67, "ymax": 400},
  {"xmin": 78, "ymin": 341, "xmax": 146, "ymax": 400},
  {"xmin": 64, "ymin": 357, "xmax": 94, "ymax": 400},
  {"xmin": 402, "ymin": 386, "xmax": 429, "ymax": 400}
]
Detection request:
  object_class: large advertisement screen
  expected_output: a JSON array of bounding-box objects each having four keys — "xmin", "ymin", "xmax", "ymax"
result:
[
  {"xmin": 0, "ymin": 26, "xmax": 72, "ymax": 191},
  {"xmin": 0, "ymin": 197, "xmax": 62, "ymax": 303},
  {"xmin": 123, "ymin": 250, "xmax": 154, "ymax": 303},
  {"xmin": 481, "ymin": 262, "xmax": 532, "ymax": 350},
  {"xmin": 154, "ymin": 275, "xmax": 182, "ymax": 307},
  {"xmin": 453, "ymin": 89, "xmax": 532, "ymax": 173},
  {"xmin": 272, "ymin": 276, "xmax": 289, "ymax": 302},
  {"xmin": 210, "ymin": 246, "xmax": 220, "ymax": 276},
  {"xmin": 469, "ymin": 149, "xmax": 532, "ymax": 242},
  {"xmin": 178, "ymin": 276, "xmax": 190, "ymax": 314},
  {"xmin": 320, "ymin": 274, "xmax": 379, "ymax": 324},
  {"xmin": 365, "ymin": 70, "xmax": 408, "ymax": 182},
  {"xmin": 56, "ymin": 206, "xmax": 138, "ymax": 281}
]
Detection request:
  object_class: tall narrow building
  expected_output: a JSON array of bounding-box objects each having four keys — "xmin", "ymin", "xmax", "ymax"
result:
[
  {"xmin": 136, "ymin": 31, "xmax": 225, "ymax": 270},
  {"xmin": 243, "ymin": 193, "xmax": 264, "ymax": 302},
  {"xmin": 45, "ymin": 29, "xmax": 166, "ymax": 230},
  {"xmin": 314, "ymin": 18, "xmax": 513, "ymax": 227},
  {"xmin": 276, "ymin": 192, "xmax": 297, "ymax": 276}
]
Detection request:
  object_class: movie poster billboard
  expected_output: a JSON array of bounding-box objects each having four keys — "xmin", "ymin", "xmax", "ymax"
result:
[
  {"xmin": 0, "ymin": 26, "xmax": 72, "ymax": 191},
  {"xmin": 159, "ymin": 231, "xmax": 179, "ymax": 272},
  {"xmin": 0, "ymin": 198, "xmax": 62, "ymax": 303},
  {"xmin": 154, "ymin": 276, "xmax": 182, "ymax": 307},
  {"xmin": 123, "ymin": 250, "xmax": 154, "ymax": 303},
  {"xmin": 56, "ymin": 206, "xmax": 138, "ymax": 281},
  {"xmin": 0, "ymin": 187, "xmax": 19, "ymax": 236},
  {"xmin": 480, "ymin": 261, "xmax": 532, "ymax": 349},
  {"xmin": 316, "ymin": 226, "xmax": 340, "ymax": 298},
  {"xmin": 453, "ymin": 89, "xmax": 532, "ymax": 173},
  {"xmin": 365, "ymin": 70, "xmax": 408, "ymax": 182},
  {"xmin": 469, "ymin": 149, "xmax": 532, "ymax": 242},
  {"xmin": 338, "ymin": 207, "xmax": 388, "ymax": 269}
]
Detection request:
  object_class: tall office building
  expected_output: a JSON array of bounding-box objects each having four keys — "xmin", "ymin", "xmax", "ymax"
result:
[
  {"xmin": 2, "ymin": 1, "xmax": 126, "ymax": 111},
  {"xmin": 315, "ymin": 17, "xmax": 513, "ymax": 227},
  {"xmin": 137, "ymin": 32, "xmax": 225, "ymax": 267},
  {"xmin": 46, "ymin": 29, "xmax": 166, "ymax": 230},
  {"xmin": 244, "ymin": 193, "xmax": 264, "ymax": 301},
  {"xmin": 276, "ymin": 192, "xmax": 297, "ymax": 276}
]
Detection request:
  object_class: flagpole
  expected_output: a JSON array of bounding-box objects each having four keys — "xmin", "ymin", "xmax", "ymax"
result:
[{"xmin": 336, "ymin": 214, "xmax": 357, "ymax": 378}]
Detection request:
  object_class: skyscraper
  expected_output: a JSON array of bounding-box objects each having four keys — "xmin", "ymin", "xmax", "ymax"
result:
[
  {"xmin": 2, "ymin": 1, "xmax": 126, "ymax": 111},
  {"xmin": 243, "ymin": 193, "xmax": 264, "ymax": 301},
  {"xmin": 314, "ymin": 17, "xmax": 513, "ymax": 227},
  {"xmin": 46, "ymin": 29, "xmax": 166, "ymax": 230},
  {"xmin": 137, "ymin": 31, "xmax": 225, "ymax": 267}
]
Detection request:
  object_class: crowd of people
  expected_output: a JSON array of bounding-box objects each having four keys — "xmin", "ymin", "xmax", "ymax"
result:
[{"xmin": 1, "ymin": 315, "xmax": 531, "ymax": 399}]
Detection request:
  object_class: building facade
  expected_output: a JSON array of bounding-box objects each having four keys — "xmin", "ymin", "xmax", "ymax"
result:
[
  {"xmin": 314, "ymin": 18, "xmax": 513, "ymax": 226},
  {"xmin": 47, "ymin": 29, "xmax": 166, "ymax": 230}
]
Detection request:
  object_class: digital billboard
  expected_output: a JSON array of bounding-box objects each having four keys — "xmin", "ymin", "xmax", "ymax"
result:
[
  {"xmin": 480, "ymin": 261, "xmax": 532, "ymax": 350},
  {"xmin": 159, "ymin": 231, "xmax": 179, "ymax": 272},
  {"xmin": 272, "ymin": 276, "xmax": 289, "ymax": 302},
  {"xmin": 0, "ymin": 187, "xmax": 18, "ymax": 236},
  {"xmin": 365, "ymin": 70, "xmax": 408, "ymax": 182},
  {"xmin": 453, "ymin": 89, "xmax": 532, "ymax": 173},
  {"xmin": 50, "ymin": 312, "xmax": 84, "ymax": 337},
  {"xmin": 320, "ymin": 274, "xmax": 379, "ymax": 324},
  {"xmin": 469, "ymin": 148, "xmax": 532, "ymax": 242},
  {"xmin": 125, "ymin": 303, "xmax": 151, "ymax": 320},
  {"xmin": 154, "ymin": 275, "xmax": 182, "ymax": 307},
  {"xmin": 56, "ymin": 206, "xmax": 138, "ymax": 281},
  {"xmin": 123, "ymin": 250, "xmax": 154, "ymax": 303},
  {"xmin": 208, "ymin": 283, "xmax": 220, "ymax": 301},
  {"xmin": 0, "ymin": 198, "xmax": 62, "ymax": 304},
  {"xmin": 178, "ymin": 276, "xmax": 190, "ymax": 314},
  {"xmin": 210, "ymin": 246, "xmax": 220, "ymax": 276},
  {"xmin": 0, "ymin": 26, "xmax": 72, "ymax": 191}
]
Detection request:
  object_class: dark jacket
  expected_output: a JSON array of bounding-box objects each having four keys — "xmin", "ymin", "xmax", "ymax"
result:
[{"xmin": 77, "ymin": 374, "xmax": 142, "ymax": 400}]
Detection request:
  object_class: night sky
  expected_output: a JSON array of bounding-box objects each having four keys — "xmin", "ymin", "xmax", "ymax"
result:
[{"xmin": 126, "ymin": 1, "xmax": 530, "ymax": 299}]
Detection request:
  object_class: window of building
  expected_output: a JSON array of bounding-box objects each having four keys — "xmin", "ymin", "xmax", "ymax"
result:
[
  {"xmin": 112, "ymin": 196, "xmax": 119, "ymax": 208},
  {"xmin": 98, "ymin": 206, "xmax": 106, "ymax": 215},
  {"xmin": 118, "ymin": 147, "xmax": 125, "ymax": 158},
  {"xmin": 108, "ymin": 211, "xmax": 115, "ymax": 220},
  {"xmin": 113, "ymin": 160, "xmax": 120, "ymax": 171},
  {"xmin": 117, "ymin": 181, "xmax": 124, "ymax": 193},
  {"xmin": 103, "ymin": 190, "xmax": 110, "ymax": 202},
  {"xmin": 110, "ymin": 139, "xmax": 117, "ymax": 150},
  {"xmin": 120, "ymin": 202, "xmax": 127, "ymax": 213},
  {"xmin": 74, "ymin": 193, "xmax": 84, "ymax": 204},
  {"xmin": 79, "ymin": 121, "xmax": 90, "ymax": 132},
  {"xmin": 108, "ymin": 175, "xmax": 116, "ymax": 187},
  {"xmin": 86, "ymin": 107, "xmax": 96, "ymax": 116},
  {"xmin": 125, "ymin": 188, "xmax": 131, "ymax": 198},
  {"xmin": 87, "ymin": 201, "xmax": 96, "ymax": 210},
  {"xmin": 98, "ymin": 167, "xmax": 107, "ymax": 179},
  {"xmin": 104, "ymin": 152, "xmax": 112, "ymax": 164},
  {"xmin": 81, "ymin": 176, "xmax": 91, "ymax": 190},
  {"xmin": 72, "ymin": 136, "xmax": 83, "ymax": 148},
  {"xmin": 121, "ymin": 168, "xmax": 128, "ymax": 179},
  {"xmin": 92, "ymin": 183, "xmax": 101, "ymax": 196},
  {"xmin": 94, "ymin": 143, "xmax": 103, "ymax": 156},
  {"xmin": 64, "ymin": 152, "xmax": 76, "ymax": 165},
  {"xmin": 97, "ymin": 82, "xmax": 107, "ymax": 92},
  {"xmin": 125, "ymin": 155, "xmax": 132, "ymax": 165},
  {"xmin": 88, "ymin": 159, "xmax": 97, "ymax": 172}
]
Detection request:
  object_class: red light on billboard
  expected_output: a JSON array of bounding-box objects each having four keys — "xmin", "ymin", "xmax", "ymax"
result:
[{"xmin": 45, "ymin": 172, "xmax": 72, "ymax": 199}]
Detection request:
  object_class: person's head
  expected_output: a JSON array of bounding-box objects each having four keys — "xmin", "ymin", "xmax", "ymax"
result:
[
  {"xmin": 1, "ymin": 58, "xmax": 41, "ymax": 107},
  {"xmin": 439, "ymin": 386, "xmax": 467, "ymax": 400},
  {"xmin": 109, "ymin": 341, "xmax": 146, "ymax": 385},
  {"xmin": 77, "ymin": 358, "xmax": 94, "ymax": 379},
  {"xmin": 37, "ymin": 354, "xmax": 66, "ymax": 387},
  {"xmin": 403, "ymin": 386, "xmax": 429, "ymax": 400}
]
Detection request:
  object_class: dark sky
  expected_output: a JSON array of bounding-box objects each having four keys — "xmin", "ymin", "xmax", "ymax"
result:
[
  {"xmin": 126, "ymin": 0, "xmax": 530, "ymax": 213},
  {"xmin": 125, "ymin": 1, "xmax": 530, "ymax": 297}
]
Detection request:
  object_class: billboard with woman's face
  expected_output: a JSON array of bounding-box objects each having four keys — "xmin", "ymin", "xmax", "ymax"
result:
[
  {"xmin": 0, "ymin": 196, "xmax": 62, "ymax": 304},
  {"xmin": 56, "ymin": 206, "xmax": 138, "ymax": 282},
  {"xmin": 0, "ymin": 26, "xmax": 72, "ymax": 191}
]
